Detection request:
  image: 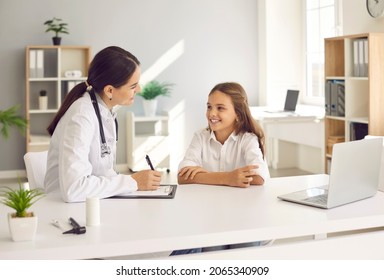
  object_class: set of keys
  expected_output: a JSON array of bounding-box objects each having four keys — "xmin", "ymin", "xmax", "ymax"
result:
[{"xmin": 51, "ymin": 217, "xmax": 86, "ymax": 234}]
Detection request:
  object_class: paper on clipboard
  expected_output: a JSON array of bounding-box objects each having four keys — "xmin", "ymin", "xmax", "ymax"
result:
[
  {"xmin": 131, "ymin": 185, "xmax": 173, "ymax": 196},
  {"xmin": 110, "ymin": 185, "xmax": 177, "ymax": 199}
]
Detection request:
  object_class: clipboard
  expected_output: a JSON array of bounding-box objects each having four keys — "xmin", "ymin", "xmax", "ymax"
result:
[{"xmin": 110, "ymin": 184, "xmax": 177, "ymax": 199}]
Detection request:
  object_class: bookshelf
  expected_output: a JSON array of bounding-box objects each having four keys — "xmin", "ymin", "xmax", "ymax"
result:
[
  {"xmin": 25, "ymin": 45, "xmax": 91, "ymax": 152},
  {"xmin": 324, "ymin": 33, "xmax": 384, "ymax": 172},
  {"xmin": 126, "ymin": 112, "xmax": 170, "ymax": 172}
]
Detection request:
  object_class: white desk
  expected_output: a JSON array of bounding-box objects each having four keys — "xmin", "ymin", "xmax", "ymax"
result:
[
  {"xmin": 251, "ymin": 105, "xmax": 325, "ymax": 173},
  {"xmin": 1, "ymin": 174, "xmax": 384, "ymax": 260}
]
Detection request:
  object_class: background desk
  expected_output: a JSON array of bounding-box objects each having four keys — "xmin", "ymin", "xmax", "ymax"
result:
[
  {"xmin": 251, "ymin": 105, "xmax": 325, "ymax": 173},
  {"xmin": 1, "ymin": 174, "xmax": 384, "ymax": 259}
]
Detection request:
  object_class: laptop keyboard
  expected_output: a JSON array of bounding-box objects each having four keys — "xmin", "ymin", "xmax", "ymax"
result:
[{"xmin": 303, "ymin": 194, "xmax": 328, "ymax": 206}]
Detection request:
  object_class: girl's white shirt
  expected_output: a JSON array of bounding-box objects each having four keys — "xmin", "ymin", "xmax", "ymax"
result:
[
  {"xmin": 178, "ymin": 129, "xmax": 270, "ymax": 182},
  {"xmin": 44, "ymin": 93, "xmax": 137, "ymax": 202}
]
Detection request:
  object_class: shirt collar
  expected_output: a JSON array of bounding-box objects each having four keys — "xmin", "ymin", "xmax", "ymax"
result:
[{"xmin": 209, "ymin": 130, "xmax": 238, "ymax": 143}]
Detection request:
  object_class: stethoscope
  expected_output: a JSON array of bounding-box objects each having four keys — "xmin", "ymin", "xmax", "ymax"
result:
[{"xmin": 88, "ymin": 90, "xmax": 118, "ymax": 158}]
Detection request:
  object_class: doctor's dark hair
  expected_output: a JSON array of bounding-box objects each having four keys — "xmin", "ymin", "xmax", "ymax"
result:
[
  {"xmin": 47, "ymin": 46, "xmax": 140, "ymax": 135},
  {"xmin": 208, "ymin": 82, "xmax": 266, "ymax": 158}
]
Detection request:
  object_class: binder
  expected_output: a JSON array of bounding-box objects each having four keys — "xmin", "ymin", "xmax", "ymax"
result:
[
  {"xmin": 336, "ymin": 82, "xmax": 345, "ymax": 116},
  {"xmin": 358, "ymin": 39, "xmax": 364, "ymax": 77},
  {"xmin": 330, "ymin": 82, "xmax": 337, "ymax": 115},
  {"xmin": 330, "ymin": 80, "xmax": 345, "ymax": 116},
  {"xmin": 363, "ymin": 39, "xmax": 368, "ymax": 77},
  {"xmin": 29, "ymin": 50, "xmax": 36, "ymax": 78},
  {"xmin": 353, "ymin": 40, "xmax": 359, "ymax": 77},
  {"xmin": 36, "ymin": 50, "xmax": 44, "ymax": 78},
  {"xmin": 109, "ymin": 184, "xmax": 177, "ymax": 199},
  {"xmin": 325, "ymin": 80, "xmax": 331, "ymax": 115}
]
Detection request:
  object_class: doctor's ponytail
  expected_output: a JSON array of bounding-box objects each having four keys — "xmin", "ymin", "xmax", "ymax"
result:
[
  {"xmin": 47, "ymin": 82, "xmax": 89, "ymax": 135},
  {"xmin": 47, "ymin": 46, "xmax": 140, "ymax": 136}
]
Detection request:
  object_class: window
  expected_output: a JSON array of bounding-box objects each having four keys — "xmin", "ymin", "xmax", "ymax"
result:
[{"xmin": 305, "ymin": 0, "xmax": 342, "ymax": 104}]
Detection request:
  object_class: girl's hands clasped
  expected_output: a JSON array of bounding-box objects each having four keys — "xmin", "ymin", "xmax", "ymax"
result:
[
  {"xmin": 178, "ymin": 165, "xmax": 262, "ymax": 187},
  {"xmin": 131, "ymin": 170, "xmax": 162, "ymax": 191},
  {"xmin": 227, "ymin": 165, "xmax": 259, "ymax": 188}
]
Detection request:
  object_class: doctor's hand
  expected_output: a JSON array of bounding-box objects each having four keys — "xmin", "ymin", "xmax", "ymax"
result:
[
  {"xmin": 227, "ymin": 165, "xmax": 259, "ymax": 188},
  {"xmin": 131, "ymin": 170, "xmax": 162, "ymax": 191}
]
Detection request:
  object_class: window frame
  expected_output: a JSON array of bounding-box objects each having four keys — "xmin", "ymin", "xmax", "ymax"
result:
[{"xmin": 303, "ymin": 0, "xmax": 343, "ymax": 106}]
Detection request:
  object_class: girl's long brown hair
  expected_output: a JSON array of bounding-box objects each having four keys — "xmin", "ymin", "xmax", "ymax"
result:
[{"xmin": 209, "ymin": 82, "xmax": 266, "ymax": 157}]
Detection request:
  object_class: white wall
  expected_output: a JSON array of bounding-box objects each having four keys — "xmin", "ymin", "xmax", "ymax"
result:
[
  {"xmin": 2, "ymin": 0, "xmax": 380, "ymax": 175},
  {"xmin": 0, "ymin": 0, "xmax": 259, "ymax": 173},
  {"xmin": 343, "ymin": 0, "xmax": 384, "ymax": 34}
]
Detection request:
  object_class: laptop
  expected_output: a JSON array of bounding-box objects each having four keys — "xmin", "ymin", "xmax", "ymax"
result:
[
  {"xmin": 265, "ymin": 90, "xmax": 299, "ymax": 113},
  {"xmin": 278, "ymin": 138, "xmax": 383, "ymax": 209}
]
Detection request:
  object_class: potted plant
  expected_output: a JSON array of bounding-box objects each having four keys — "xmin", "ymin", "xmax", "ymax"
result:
[
  {"xmin": 138, "ymin": 80, "xmax": 173, "ymax": 116},
  {"xmin": 0, "ymin": 183, "xmax": 45, "ymax": 241},
  {"xmin": 0, "ymin": 105, "xmax": 27, "ymax": 140},
  {"xmin": 43, "ymin": 17, "xmax": 69, "ymax": 45}
]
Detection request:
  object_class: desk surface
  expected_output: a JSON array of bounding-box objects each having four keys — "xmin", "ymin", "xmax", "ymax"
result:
[
  {"xmin": 250, "ymin": 104, "xmax": 325, "ymax": 121},
  {"xmin": 1, "ymin": 174, "xmax": 384, "ymax": 260}
]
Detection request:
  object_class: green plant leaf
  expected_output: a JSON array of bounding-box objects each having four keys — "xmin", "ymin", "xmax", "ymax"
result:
[
  {"xmin": 0, "ymin": 183, "xmax": 45, "ymax": 218},
  {"xmin": 138, "ymin": 80, "xmax": 174, "ymax": 100},
  {"xmin": 0, "ymin": 105, "xmax": 27, "ymax": 139},
  {"xmin": 43, "ymin": 17, "xmax": 69, "ymax": 36}
]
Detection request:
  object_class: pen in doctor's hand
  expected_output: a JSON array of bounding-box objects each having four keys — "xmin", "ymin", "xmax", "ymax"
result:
[{"xmin": 145, "ymin": 154, "xmax": 155, "ymax": 170}]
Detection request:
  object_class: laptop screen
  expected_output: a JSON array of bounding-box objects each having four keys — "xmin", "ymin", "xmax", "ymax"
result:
[{"xmin": 284, "ymin": 90, "xmax": 299, "ymax": 111}]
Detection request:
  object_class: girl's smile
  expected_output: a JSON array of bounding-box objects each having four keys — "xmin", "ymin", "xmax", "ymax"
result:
[{"xmin": 206, "ymin": 90, "xmax": 238, "ymax": 143}]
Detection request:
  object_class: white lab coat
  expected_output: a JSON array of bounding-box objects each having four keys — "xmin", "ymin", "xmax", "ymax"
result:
[{"xmin": 45, "ymin": 93, "xmax": 137, "ymax": 202}]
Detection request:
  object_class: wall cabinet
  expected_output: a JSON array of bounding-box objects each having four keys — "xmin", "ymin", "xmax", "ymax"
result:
[
  {"xmin": 324, "ymin": 33, "xmax": 384, "ymax": 172},
  {"xmin": 126, "ymin": 112, "xmax": 170, "ymax": 172},
  {"xmin": 25, "ymin": 45, "xmax": 91, "ymax": 152}
]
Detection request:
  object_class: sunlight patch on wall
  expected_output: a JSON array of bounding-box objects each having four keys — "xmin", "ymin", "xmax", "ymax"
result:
[{"xmin": 140, "ymin": 40, "xmax": 185, "ymax": 85}]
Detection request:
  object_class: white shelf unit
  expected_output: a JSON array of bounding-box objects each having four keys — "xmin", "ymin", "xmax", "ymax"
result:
[
  {"xmin": 324, "ymin": 33, "xmax": 384, "ymax": 172},
  {"xmin": 126, "ymin": 112, "xmax": 170, "ymax": 172},
  {"xmin": 25, "ymin": 45, "xmax": 91, "ymax": 152}
]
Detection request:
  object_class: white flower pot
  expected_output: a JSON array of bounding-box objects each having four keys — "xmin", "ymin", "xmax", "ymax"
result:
[
  {"xmin": 142, "ymin": 99, "xmax": 157, "ymax": 116},
  {"xmin": 8, "ymin": 213, "xmax": 38, "ymax": 242}
]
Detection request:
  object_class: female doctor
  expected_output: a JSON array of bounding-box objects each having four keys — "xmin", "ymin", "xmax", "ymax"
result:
[{"xmin": 44, "ymin": 46, "xmax": 162, "ymax": 203}]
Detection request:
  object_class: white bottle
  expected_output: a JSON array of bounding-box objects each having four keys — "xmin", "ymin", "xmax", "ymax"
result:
[
  {"xmin": 86, "ymin": 197, "xmax": 100, "ymax": 226},
  {"xmin": 39, "ymin": 90, "xmax": 48, "ymax": 110}
]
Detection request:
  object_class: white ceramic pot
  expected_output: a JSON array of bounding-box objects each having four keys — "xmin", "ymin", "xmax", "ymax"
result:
[
  {"xmin": 142, "ymin": 99, "xmax": 157, "ymax": 117},
  {"xmin": 8, "ymin": 213, "xmax": 38, "ymax": 242}
]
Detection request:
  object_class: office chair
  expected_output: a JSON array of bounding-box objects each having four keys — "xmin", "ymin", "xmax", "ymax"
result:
[
  {"xmin": 365, "ymin": 135, "xmax": 384, "ymax": 192},
  {"xmin": 23, "ymin": 150, "xmax": 48, "ymax": 190}
]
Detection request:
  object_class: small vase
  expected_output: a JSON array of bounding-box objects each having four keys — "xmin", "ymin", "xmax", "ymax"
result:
[
  {"xmin": 52, "ymin": 37, "xmax": 61, "ymax": 46},
  {"xmin": 142, "ymin": 99, "xmax": 158, "ymax": 117},
  {"xmin": 39, "ymin": 95, "xmax": 48, "ymax": 110},
  {"xmin": 8, "ymin": 213, "xmax": 38, "ymax": 242}
]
